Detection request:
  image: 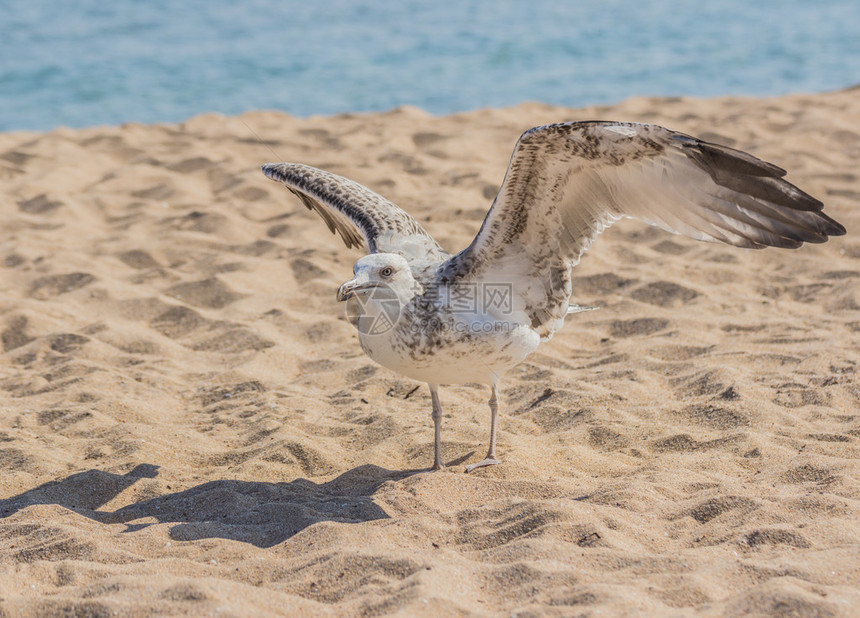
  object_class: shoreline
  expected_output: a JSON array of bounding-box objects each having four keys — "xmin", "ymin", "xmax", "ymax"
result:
[{"xmin": 2, "ymin": 83, "xmax": 859, "ymax": 136}]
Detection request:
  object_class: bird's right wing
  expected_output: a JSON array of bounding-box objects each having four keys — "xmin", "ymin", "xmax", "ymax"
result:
[
  {"xmin": 438, "ymin": 122, "xmax": 844, "ymax": 335},
  {"xmin": 263, "ymin": 163, "xmax": 449, "ymax": 262}
]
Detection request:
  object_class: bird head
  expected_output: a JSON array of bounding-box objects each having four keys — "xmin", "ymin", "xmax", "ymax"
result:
[
  {"xmin": 337, "ymin": 254, "xmax": 420, "ymax": 336},
  {"xmin": 337, "ymin": 253, "xmax": 416, "ymax": 301}
]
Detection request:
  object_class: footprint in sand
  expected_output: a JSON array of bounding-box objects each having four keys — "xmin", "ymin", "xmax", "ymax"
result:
[
  {"xmin": 411, "ymin": 132, "xmax": 447, "ymax": 148},
  {"xmin": 165, "ymin": 278, "xmax": 242, "ymax": 309},
  {"xmin": 573, "ymin": 272, "xmax": 637, "ymax": 297},
  {"xmin": 651, "ymin": 239, "xmax": 690, "ymax": 255},
  {"xmin": 609, "ymin": 318, "xmax": 669, "ymax": 338},
  {"xmin": 266, "ymin": 222, "xmax": 291, "ymax": 238},
  {"xmin": 2, "ymin": 316, "xmax": 34, "ymax": 352},
  {"xmin": 232, "ymin": 186, "xmax": 269, "ymax": 202},
  {"xmin": 148, "ymin": 303, "xmax": 272, "ymax": 353},
  {"xmin": 168, "ymin": 210, "xmax": 229, "ymax": 234},
  {"xmin": 0, "ymin": 447, "xmax": 38, "ymax": 473},
  {"xmin": 2, "ymin": 150, "xmax": 34, "ymax": 167},
  {"xmin": 346, "ymin": 364, "xmax": 377, "ymax": 385},
  {"xmin": 587, "ymin": 426, "xmax": 631, "ymax": 451},
  {"xmin": 131, "ymin": 182, "xmax": 175, "ymax": 201},
  {"xmin": 166, "ymin": 157, "xmax": 215, "ymax": 174},
  {"xmin": 781, "ymin": 464, "xmax": 838, "ymax": 485},
  {"xmin": 18, "ymin": 194, "xmax": 63, "ymax": 214},
  {"xmin": 783, "ymin": 283, "xmax": 832, "ymax": 303},
  {"xmin": 190, "ymin": 328, "xmax": 274, "ymax": 354},
  {"xmin": 30, "ymin": 273, "xmax": 95, "ymax": 299},
  {"xmin": 682, "ymin": 495, "xmax": 759, "ymax": 524},
  {"xmin": 36, "ymin": 409, "xmax": 92, "ymax": 431},
  {"xmin": 675, "ymin": 404, "xmax": 749, "ymax": 430},
  {"xmin": 303, "ymin": 322, "xmax": 333, "ymax": 343},
  {"xmin": 118, "ymin": 249, "xmax": 160, "ymax": 269},
  {"xmin": 481, "ymin": 184, "xmax": 498, "ymax": 199},
  {"xmin": 150, "ymin": 305, "xmax": 209, "ymax": 339},
  {"xmin": 48, "ymin": 333, "xmax": 89, "ymax": 354},
  {"xmin": 743, "ymin": 528, "xmax": 810, "ymax": 549},
  {"xmin": 630, "ymin": 281, "xmax": 699, "ymax": 307},
  {"xmin": 198, "ymin": 380, "xmax": 266, "ymax": 410},
  {"xmin": 290, "ymin": 257, "xmax": 328, "ymax": 285}
]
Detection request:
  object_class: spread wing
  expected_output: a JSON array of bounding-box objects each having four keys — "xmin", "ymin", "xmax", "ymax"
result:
[
  {"xmin": 262, "ymin": 163, "xmax": 448, "ymax": 262},
  {"xmin": 440, "ymin": 121, "xmax": 845, "ymax": 336}
]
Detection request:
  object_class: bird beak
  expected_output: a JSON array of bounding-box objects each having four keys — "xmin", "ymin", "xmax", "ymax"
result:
[
  {"xmin": 337, "ymin": 279, "xmax": 377, "ymax": 302},
  {"xmin": 337, "ymin": 281, "xmax": 356, "ymax": 302}
]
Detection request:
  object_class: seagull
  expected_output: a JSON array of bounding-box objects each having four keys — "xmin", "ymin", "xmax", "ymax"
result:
[{"xmin": 262, "ymin": 121, "xmax": 845, "ymax": 473}]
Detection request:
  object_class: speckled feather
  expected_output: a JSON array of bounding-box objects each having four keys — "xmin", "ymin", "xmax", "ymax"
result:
[{"xmin": 262, "ymin": 162, "xmax": 448, "ymax": 261}]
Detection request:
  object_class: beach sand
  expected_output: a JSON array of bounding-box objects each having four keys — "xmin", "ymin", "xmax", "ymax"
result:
[{"xmin": 1, "ymin": 89, "xmax": 859, "ymax": 616}]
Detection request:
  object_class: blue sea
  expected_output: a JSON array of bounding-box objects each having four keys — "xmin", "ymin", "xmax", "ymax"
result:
[{"xmin": 2, "ymin": 0, "xmax": 858, "ymax": 132}]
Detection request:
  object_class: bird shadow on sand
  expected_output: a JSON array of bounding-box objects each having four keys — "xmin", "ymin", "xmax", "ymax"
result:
[{"xmin": 0, "ymin": 461, "xmax": 467, "ymax": 548}]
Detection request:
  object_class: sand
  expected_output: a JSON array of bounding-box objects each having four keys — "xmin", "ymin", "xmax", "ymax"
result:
[{"xmin": 1, "ymin": 88, "xmax": 859, "ymax": 616}]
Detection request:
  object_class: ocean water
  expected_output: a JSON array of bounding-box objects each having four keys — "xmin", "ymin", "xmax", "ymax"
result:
[{"xmin": 1, "ymin": 0, "xmax": 858, "ymax": 132}]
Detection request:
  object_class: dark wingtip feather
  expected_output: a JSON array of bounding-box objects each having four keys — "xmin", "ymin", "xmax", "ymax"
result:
[
  {"xmin": 682, "ymin": 136, "xmax": 848, "ymax": 238},
  {"xmin": 685, "ymin": 142, "xmax": 825, "ymax": 212},
  {"xmin": 693, "ymin": 141, "xmax": 787, "ymax": 178},
  {"xmin": 817, "ymin": 212, "xmax": 847, "ymax": 237}
]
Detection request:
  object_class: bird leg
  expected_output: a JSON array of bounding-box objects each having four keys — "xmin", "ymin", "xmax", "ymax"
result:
[
  {"xmin": 465, "ymin": 384, "xmax": 503, "ymax": 473},
  {"xmin": 429, "ymin": 384, "xmax": 445, "ymax": 471}
]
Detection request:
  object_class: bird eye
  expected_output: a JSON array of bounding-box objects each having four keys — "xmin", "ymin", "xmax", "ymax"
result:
[{"xmin": 380, "ymin": 266, "xmax": 394, "ymax": 278}]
